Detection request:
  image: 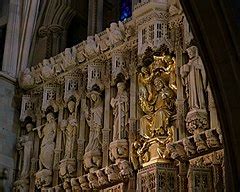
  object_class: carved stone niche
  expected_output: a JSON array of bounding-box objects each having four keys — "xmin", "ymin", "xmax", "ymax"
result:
[
  {"xmin": 64, "ymin": 69, "xmax": 82, "ymax": 102},
  {"xmin": 186, "ymin": 109, "xmax": 209, "ymax": 135},
  {"xmin": 59, "ymin": 158, "xmax": 76, "ymax": 179},
  {"xmin": 20, "ymin": 95, "xmax": 35, "ymax": 122},
  {"xmin": 109, "ymin": 139, "xmax": 129, "ymax": 163},
  {"xmin": 42, "ymin": 83, "xmax": 59, "ymax": 112},
  {"xmin": 87, "ymin": 59, "xmax": 105, "ymax": 91},
  {"xmin": 111, "ymin": 50, "xmax": 129, "ymax": 85}
]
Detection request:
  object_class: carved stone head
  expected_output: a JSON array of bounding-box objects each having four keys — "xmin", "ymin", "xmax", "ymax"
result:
[
  {"xmin": 67, "ymin": 100, "xmax": 76, "ymax": 113},
  {"xmin": 26, "ymin": 123, "xmax": 33, "ymax": 132},
  {"xmin": 46, "ymin": 112, "xmax": 55, "ymax": 122},
  {"xmin": 186, "ymin": 46, "xmax": 197, "ymax": 59},
  {"xmin": 117, "ymin": 82, "xmax": 126, "ymax": 93}
]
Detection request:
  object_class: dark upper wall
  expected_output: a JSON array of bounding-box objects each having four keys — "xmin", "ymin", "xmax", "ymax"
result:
[
  {"xmin": 30, "ymin": 0, "xmax": 89, "ymax": 66},
  {"xmin": 180, "ymin": 0, "xmax": 240, "ymax": 191}
]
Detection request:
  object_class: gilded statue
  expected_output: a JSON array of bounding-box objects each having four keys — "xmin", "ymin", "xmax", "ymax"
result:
[
  {"xmin": 139, "ymin": 76, "xmax": 176, "ymax": 137},
  {"xmin": 111, "ymin": 82, "xmax": 129, "ymax": 140},
  {"xmin": 136, "ymin": 50, "xmax": 177, "ymax": 166}
]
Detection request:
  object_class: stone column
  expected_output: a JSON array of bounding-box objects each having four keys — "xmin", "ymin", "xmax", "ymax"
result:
[
  {"xmin": 137, "ymin": 163, "xmax": 178, "ymax": 191},
  {"xmin": 29, "ymin": 109, "xmax": 41, "ymax": 191},
  {"xmin": 212, "ymin": 163, "xmax": 224, "ymax": 192},
  {"xmin": 176, "ymin": 48, "xmax": 187, "ymax": 139},
  {"xmin": 207, "ymin": 85, "xmax": 220, "ymax": 130},
  {"xmin": 2, "ymin": 0, "xmax": 20, "ymax": 77},
  {"xmin": 17, "ymin": 0, "xmax": 41, "ymax": 74},
  {"xmin": 53, "ymin": 105, "xmax": 64, "ymax": 186},
  {"xmin": 102, "ymin": 81, "xmax": 111, "ymax": 167},
  {"xmin": 178, "ymin": 162, "xmax": 189, "ymax": 192},
  {"xmin": 77, "ymin": 97, "xmax": 86, "ymax": 176},
  {"xmin": 88, "ymin": 0, "xmax": 103, "ymax": 35},
  {"xmin": 128, "ymin": 48, "xmax": 138, "ymax": 191}
]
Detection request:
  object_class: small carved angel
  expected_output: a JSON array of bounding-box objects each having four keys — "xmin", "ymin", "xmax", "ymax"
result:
[
  {"xmin": 95, "ymin": 34, "xmax": 109, "ymax": 52},
  {"xmin": 41, "ymin": 59, "xmax": 55, "ymax": 80},
  {"xmin": 106, "ymin": 22, "xmax": 124, "ymax": 46}
]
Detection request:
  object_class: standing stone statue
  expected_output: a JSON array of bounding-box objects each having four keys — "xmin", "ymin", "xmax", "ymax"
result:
[
  {"xmin": 61, "ymin": 100, "xmax": 77, "ymax": 158},
  {"xmin": 17, "ymin": 123, "xmax": 34, "ymax": 179},
  {"xmin": 37, "ymin": 112, "xmax": 56, "ymax": 171},
  {"xmin": 180, "ymin": 46, "xmax": 208, "ymax": 134},
  {"xmin": 83, "ymin": 90, "xmax": 103, "ymax": 172},
  {"xmin": 84, "ymin": 91, "xmax": 103, "ymax": 152},
  {"xmin": 111, "ymin": 82, "xmax": 129, "ymax": 140},
  {"xmin": 180, "ymin": 45, "xmax": 207, "ymax": 110}
]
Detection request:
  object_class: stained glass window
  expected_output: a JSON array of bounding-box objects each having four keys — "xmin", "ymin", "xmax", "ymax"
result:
[{"xmin": 120, "ymin": 0, "xmax": 132, "ymax": 21}]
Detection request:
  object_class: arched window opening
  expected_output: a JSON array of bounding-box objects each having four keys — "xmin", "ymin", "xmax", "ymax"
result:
[
  {"xmin": 67, "ymin": 15, "xmax": 88, "ymax": 48},
  {"xmin": 120, "ymin": 0, "xmax": 132, "ymax": 21}
]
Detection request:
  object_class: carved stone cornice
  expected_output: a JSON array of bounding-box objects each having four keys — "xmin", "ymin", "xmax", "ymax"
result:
[
  {"xmin": 167, "ymin": 128, "xmax": 223, "ymax": 162},
  {"xmin": 48, "ymin": 161, "xmax": 133, "ymax": 191}
]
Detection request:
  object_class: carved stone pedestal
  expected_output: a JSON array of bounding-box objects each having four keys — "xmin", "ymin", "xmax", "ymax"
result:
[
  {"xmin": 186, "ymin": 109, "xmax": 209, "ymax": 134},
  {"xmin": 137, "ymin": 136, "xmax": 172, "ymax": 167},
  {"xmin": 137, "ymin": 163, "xmax": 178, "ymax": 192},
  {"xmin": 83, "ymin": 150, "xmax": 102, "ymax": 173},
  {"xmin": 59, "ymin": 158, "xmax": 76, "ymax": 178},
  {"xmin": 14, "ymin": 179, "xmax": 29, "ymax": 192},
  {"xmin": 109, "ymin": 139, "xmax": 128, "ymax": 163},
  {"xmin": 35, "ymin": 169, "xmax": 52, "ymax": 189}
]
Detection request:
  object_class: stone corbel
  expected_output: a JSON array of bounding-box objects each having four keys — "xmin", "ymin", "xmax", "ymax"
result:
[
  {"xmin": 59, "ymin": 158, "xmax": 76, "ymax": 179},
  {"xmin": 186, "ymin": 109, "xmax": 209, "ymax": 135},
  {"xmin": 20, "ymin": 95, "xmax": 36, "ymax": 122},
  {"xmin": 109, "ymin": 139, "xmax": 129, "ymax": 163},
  {"xmin": 71, "ymin": 178, "xmax": 81, "ymax": 192},
  {"xmin": 167, "ymin": 128, "xmax": 223, "ymax": 162},
  {"xmin": 78, "ymin": 175, "xmax": 90, "ymax": 190},
  {"xmin": 62, "ymin": 179, "xmax": 71, "ymax": 192}
]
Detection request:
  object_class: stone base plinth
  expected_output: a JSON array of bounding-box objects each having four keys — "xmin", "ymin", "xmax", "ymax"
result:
[{"xmin": 137, "ymin": 163, "xmax": 178, "ymax": 192}]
